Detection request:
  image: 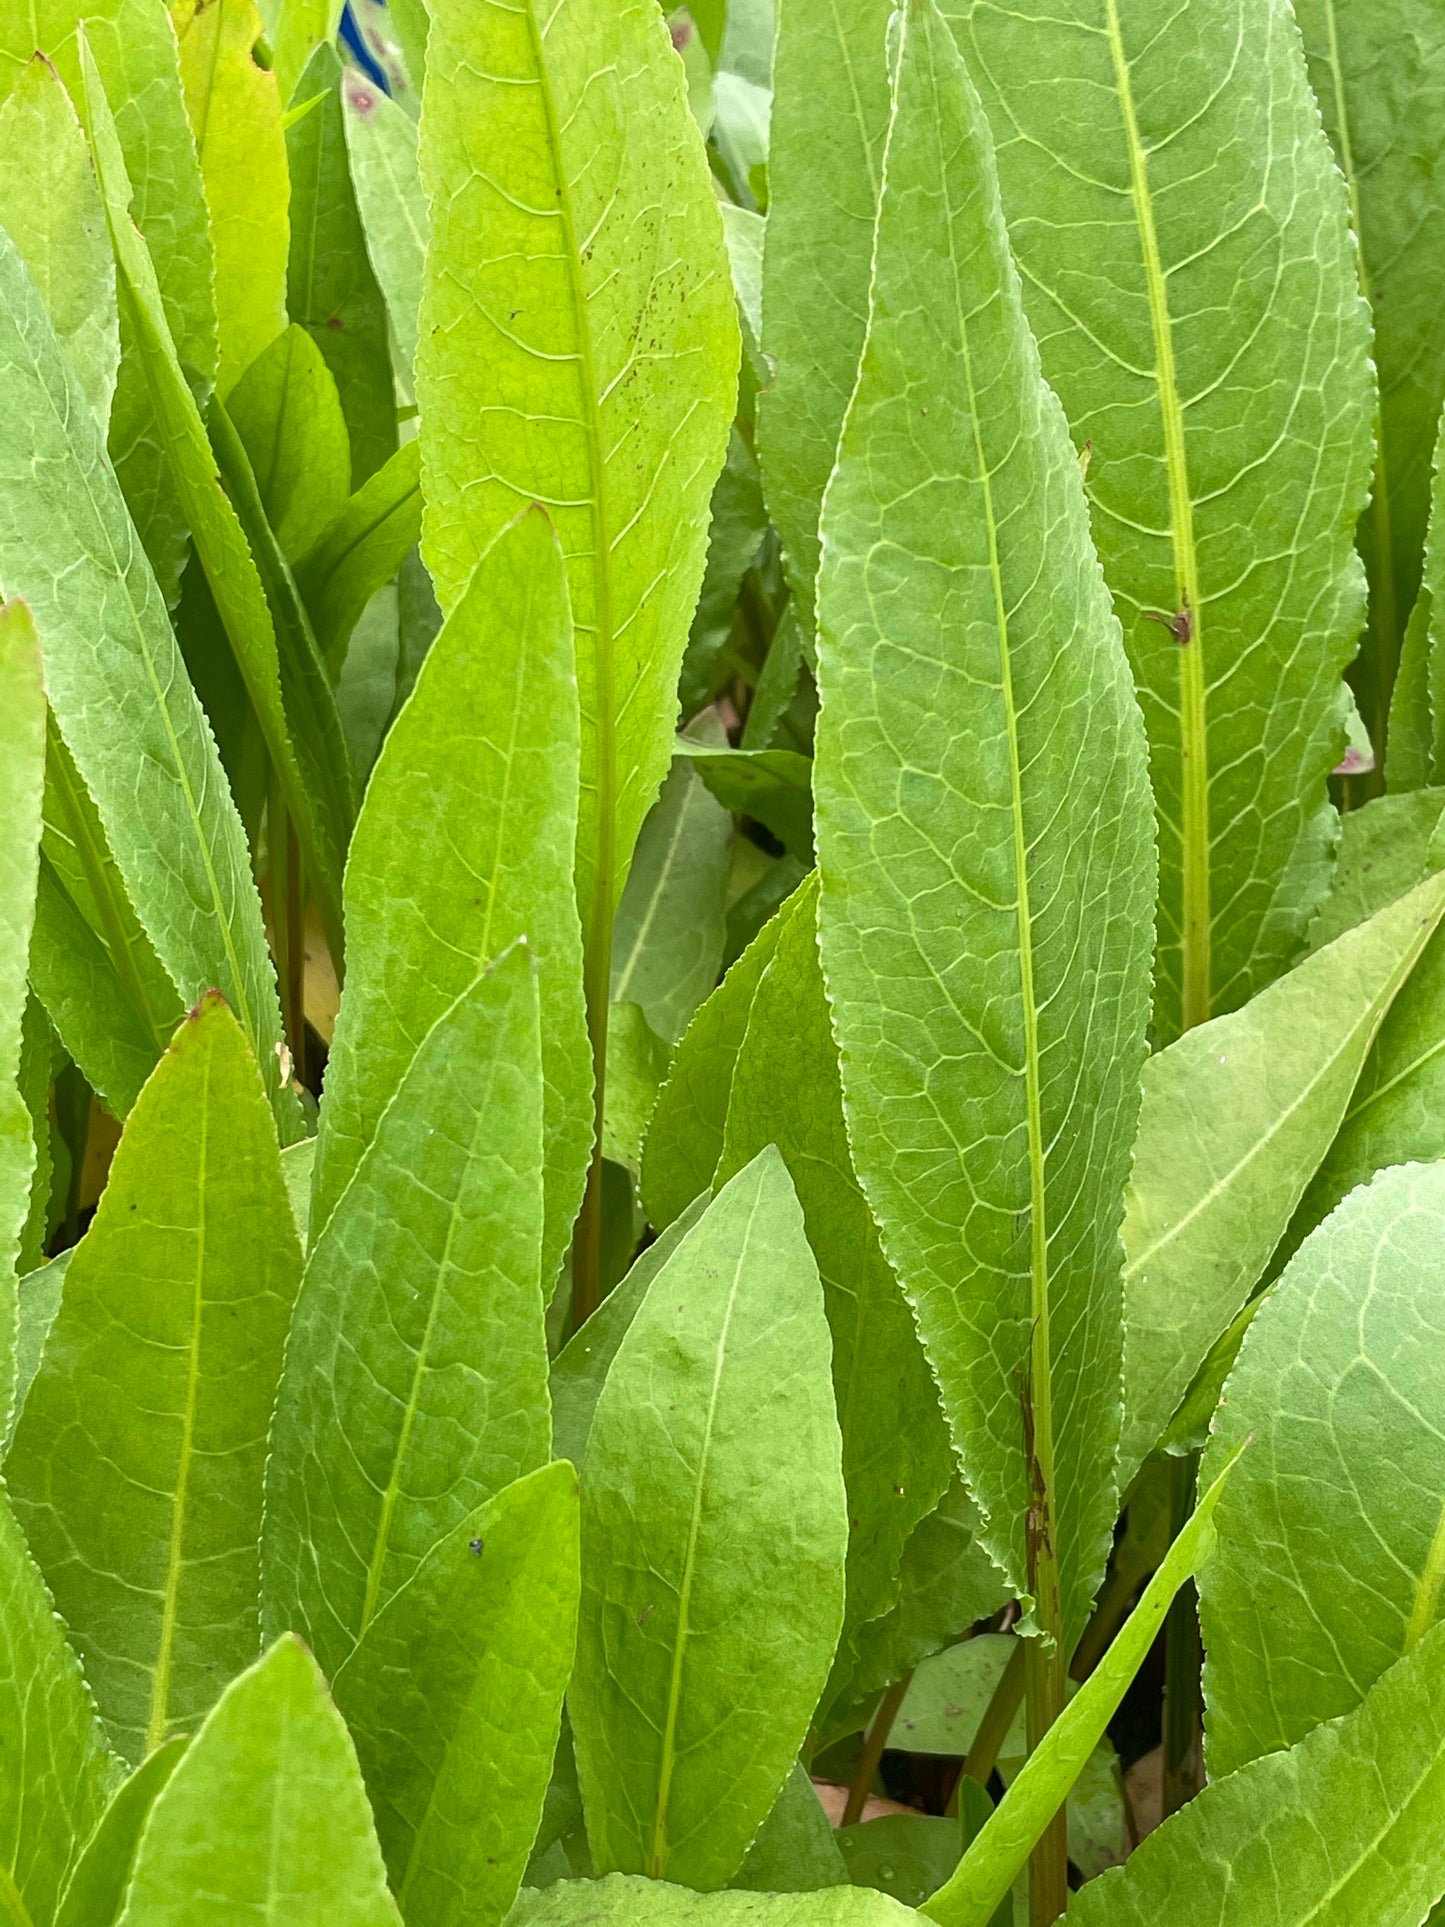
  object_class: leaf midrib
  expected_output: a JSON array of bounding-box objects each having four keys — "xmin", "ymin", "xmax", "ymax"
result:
[
  {"xmin": 147, "ymin": 1029, "xmax": 212, "ymax": 1756},
  {"xmin": 921, "ymin": 21, "xmax": 1054, "ymax": 1576},
  {"xmin": 1102, "ymin": 0, "xmax": 1211, "ymax": 1030},
  {"xmin": 522, "ymin": 0, "xmax": 615, "ymax": 995},
  {"xmin": 356, "ymin": 1053, "xmax": 504, "ymax": 1641},
  {"xmin": 647, "ymin": 1198, "xmax": 752, "ymax": 1875}
]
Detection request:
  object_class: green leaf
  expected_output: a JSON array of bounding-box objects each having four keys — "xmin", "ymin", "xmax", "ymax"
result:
[
  {"xmin": 113, "ymin": 1636, "xmax": 401, "ymax": 1927},
  {"xmin": 8, "ymin": 1249, "xmax": 68, "ymax": 1454},
  {"xmin": 679, "ymin": 429, "xmax": 769, "ymax": 721},
  {"xmin": 53, "ymin": 1739, "xmax": 186, "ymax": 1927},
  {"xmin": 1296, "ymin": 0, "xmax": 1445, "ymax": 747},
  {"xmin": 172, "ymin": 0, "xmax": 289, "ymax": 397},
  {"xmin": 1118, "ymin": 871, "xmax": 1445, "ymax": 1490},
  {"xmin": 77, "ymin": 31, "xmax": 353, "ymax": 954},
  {"xmin": 228, "ymin": 325, "xmax": 351, "ymax": 566},
  {"xmin": 0, "ymin": 602, "xmax": 44, "ymax": 1429},
  {"xmin": 416, "ymin": 0, "xmax": 739, "ymax": 1017},
  {"xmin": 814, "ymin": 0, "xmax": 1155, "ymax": 1649},
  {"xmin": 639, "ymin": 899, "xmax": 786, "ymax": 1232},
  {"xmin": 718, "ymin": 875, "xmax": 954, "ymax": 1703},
  {"xmin": 757, "ymin": 0, "xmax": 889, "ymax": 640},
  {"xmin": 341, "ymin": 70, "xmax": 427, "ymax": 387},
  {"xmin": 1200, "ymin": 1159, "xmax": 1445, "ymax": 1774},
  {"xmin": 675, "ymin": 744, "xmax": 814, "ymax": 864},
  {"xmin": 920, "ymin": 1454, "xmax": 1239, "ymax": 1927},
  {"xmin": 831, "ymin": 1480, "xmax": 1009, "ymax": 1741},
  {"xmin": 1065, "ymin": 1622, "xmax": 1445, "ymax": 1927},
  {"xmin": 269, "ymin": 0, "xmax": 343, "ymax": 108},
  {"xmin": 1288, "ymin": 903, "xmax": 1445, "ymax": 1253},
  {"xmin": 333, "ymin": 1462, "xmax": 580, "ymax": 1927},
  {"xmin": 1388, "ymin": 576, "xmax": 1434, "ymax": 791},
  {"xmin": 611, "ymin": 755, "xmax": 732, "ymax": 1046},
  {"xmin": 600, "ymin": 1002, "xmax": 669, "ymax": 1176},
  {"xmin": 285, "ymin": 43, "xmax": 397, "ymax": 486},
  {"xmin": 310, "ymin": 508, "xmax": 589, "ymax": 1281},
  {"xmin": 0, "ymin": 223, "xmax": 288, "ymax": 1116},
  {"xmin": 7, "ymin": 996, "xmax": 303, "ymax": 1765},
  {"xmin": 948, "ymin": 0, "xmax": 1374, "ymax": 1037},
  {"xmin": 1306, "ymin": 790, "xmax": 1445, "ymax": 952},
  {"xmin": 840, "ymin": 1815, "xmax": 963, "ymax": 1911},
  {"xmin": 0, "ymin": 1491, "xmax": 118, "ymax": 1927},
  {"xmin": 511, "ymin": 1874, "xmax": 917, "ymax": 1927},
  {"xmin": 0, "ymin": 58, "xmax": 117, "ymax": 429},
  {"xmin": 1, "ymin": 0, "xmax": 216, "ymax": 601},
  {"xmin": 264, "ymin": 944, "xmax": 552, "ymax": 1678},
  {"xmin": 293, "ymin": 439, "xmax": 423, "ymax": 673},
  {"xmin": 734, "ymin": 1766, "xmax": 849, "ymax": 1895},
  {"xmin": 28, "ymin": 856, "xmax": 160, "ymax": 1121},
  {"xmin": 570, "ymin": 1147, "xmax": 848, "ymax": 1887},
  {"xmin": 549, "ymin": 1194, "xmax": 707, "ymax": 1470}
]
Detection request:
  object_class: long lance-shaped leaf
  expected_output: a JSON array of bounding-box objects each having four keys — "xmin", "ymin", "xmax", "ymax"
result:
[
  {"xmin": 945, "ymin": 0, "xmax": 1374, "ymax": 1037},
  {"xmin": 7, "ymin": 997, "xmax": 303, "ymax": 1766},
  {"xmin": 53, "ymin": 1741, "xmax": 186, "ymax": 1927},
  {"xmin": 114, "ymin": 1637, "xmax": 401, "ymax": 1927},
  {"xmin": 815, "ymin": 0, "xmax": 1155, "ymax": 1664},
  {"xmin": 285, "ymin": 43, "xmax": 397, "ymax": 487},
  {"xmin": 0, "ymin": 226, "xmax": 287, "ymax": 1114},
  {"xmin": 78, "ymin": 38, "xmax": 354, "ymax": 953},
  {"xmin": 171, "ymin": 0, "xmax": 288, "ymax": 398},
  {"xmin": 1200, "ymin": 1159, "xmax": 1445, "ymax": 1776},
  {"xmin": 1296, "ymin": 0, "xmax": 1445, "ymax": 751},
  {"xmin": 0, "ymin": 0, "xmax": 218, "ymax": 599},
  {"xmin": 757, "ymin": 0, "xmax": 890, "ymax": 640},
  {"xmin": 921, "ymin": 1455, "xmax": 1237, "ymax": 1927},
  {"xmin": 0, "ymin": 1493, "xmax": 120, "ymax": 1927},
  {"xmin": 333, "ymin": 1463, "xmax": 580, "ymax": 1927},
  {"xmin": 293, "ymin": 439, "xmax": 423, "ymax": 672},
  {"xmin": 264, "ymin": 944, "xmax": 552, "ymax": 1680},
  {"xmin": 416, "ymin": 0, "xmax": 739, "ymax": 1295},
  {"xmin": 1118, "ymin": 870, "xmax": 1445, "ymax": 1490},
  {"xmin": 570, "ymin": 1147, "xmax": 848, "ymax": 1889},
  {"xmin": 513, "ymin": 1879, "xmax": 916, "ymax": 1927},
  {"xmin": 310, "ymin": 508, "xmax": 589, "ymax": 1279},
  {"xmin": 717, "ymin": 876, "xmax": 955, "ymax": 1709},
  {"xmin": 341, "ymin": 70, "xmax": 427, "ymax": 388},
  {"xmin": 0, "ymin": 56, "xmax": 118, "ymax": 431},
  {"xmin": 0, "ymin": 603, "xmax": 43, "ymax": 1431},
  {"xmin": 1062, "ymin": 1621, "xmax": 1445, "ymax": 1927}
]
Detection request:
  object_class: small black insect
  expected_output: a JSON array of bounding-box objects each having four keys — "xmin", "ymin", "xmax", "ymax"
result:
[{"xmin": 469, "ymin": 1537, "xmax": 485, "ymax": 1557}]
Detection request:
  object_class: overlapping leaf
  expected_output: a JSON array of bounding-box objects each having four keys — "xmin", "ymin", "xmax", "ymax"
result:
[
  {"xmin": 1201, "ymin": 1159, "xmax": 1445, "ymax": 1775},
  {"xmin": 114, "ymin": 1637, "xmax": 400, "ymax": 1927},
  {"xmin": 265, "ymin": 944, "xmax": 552, "ymax": 1678},
  {"xmin": 814, "ymin": 0, "xmax": 1154, "ymax": 1648},
  {"xmin": 0, "ymin": 222, "xmax": 286, "ymax": 1113},
  {"xmin": 8, "ymin": 997, "xmax": 302, "ymax": 1764},
  {"xmin": 416, "ymin": 0, "xmax": 739, "ymax": 992},
  {"xmin": 948, "ymin": 0, "xmax": 1374, "ymax": 1034},
  {"xmin": 311, "ymin": 508, "xmax": 589, "ymax": 1276},
  {"xmin": 571, "ymin": 1148, "xmax": 847, "ymax": 1888}
]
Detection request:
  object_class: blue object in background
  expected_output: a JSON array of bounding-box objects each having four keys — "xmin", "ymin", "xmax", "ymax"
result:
[{"xmin": 339, "ymin": 1, "xmax": 390, "ymax": 89}]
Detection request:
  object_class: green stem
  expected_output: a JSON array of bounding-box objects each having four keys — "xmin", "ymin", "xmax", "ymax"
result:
[
  {"xmin": 1162, "ymin": 1455, "xmax": 1204, "ymax": 1815},
  {"xmin": 843, "ymin": 1674, "xmax": 912, "ymax": 1826},
  {"xmin": 1024, "ymin": 1634, "xmax": 1069, "ymax": 1926}
]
